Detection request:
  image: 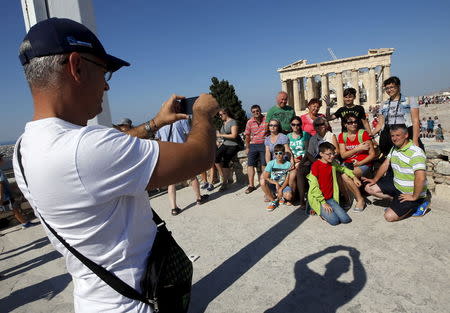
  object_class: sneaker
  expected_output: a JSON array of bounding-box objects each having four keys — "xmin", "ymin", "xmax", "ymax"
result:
[
  {"xmin": 206, "ymin": 183, "xmax": 215, "ymax": 191},
  {"xmin": 279, "ymin": 198, "xmax": 286, "ymax": 205},
  {"xmin": 200, "ymin": 182, "xmax": 209, "ymax": 190},
  {"xmin": 267, "ymin": 201, "xmax": 279, "ymax": 212},
  {"xmin": 412, "ymin": 201, "xmax": 430, "ymax": 217},
  {"xmin": 353, "ymin": 206, "xmax": 365, "ymax": 213}
]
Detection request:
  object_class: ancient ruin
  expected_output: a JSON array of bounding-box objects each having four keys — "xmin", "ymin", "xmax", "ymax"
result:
[{"xmin": 278, "ymin": 49, "xmax": 394, "ymax": 114}]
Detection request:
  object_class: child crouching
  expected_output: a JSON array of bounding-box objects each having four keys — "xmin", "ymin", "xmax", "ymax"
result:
[
  {"xmin": 261, "ymin": 144, "xmax": 293, "ymax": 211},
  {"xmin": 307, "ymin": 142, "xmax": 362, "ymax": 225}
]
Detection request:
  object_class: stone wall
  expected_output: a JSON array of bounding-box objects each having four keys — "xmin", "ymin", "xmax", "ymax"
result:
[{"xmin": 425, "ymin": 146, "xmax": 450, "ymax": 196}]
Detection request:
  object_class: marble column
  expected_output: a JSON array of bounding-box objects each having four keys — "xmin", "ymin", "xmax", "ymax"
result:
[
  {"xmin": 383, "ymin": 65, "xmax": 391, "ymax": 101},
  {"xmin": 321, "ymin": 74, "xmax": 329, "ymax": 100},
  {"xmin": 306, "ymin": 76, "xmax": 314, "ymax": 102},
  {"xmin": 286, "ymin": 80, "xmax": 294, "ymax": 107},
  {"xmin": 335, "ymin": 72, "xmax": 344, "ymax": 107},
  {"xmin": 292, "ymin": 78, "xmax": 301, "ymax": 115},
  {"xmin": 368, "ymin": 67, "xmax": 377, "ymax": 105},
  {"xmin": 281, "ymin": 80, "xmax": 288, "ymax": 93},
  {"xmin": 298, "ymin": 77, "xmax": 306, "ymax": 110},
  {"xmin": 351, "ymin": 70, "xmax": 360, "ymax": 105},
  {"xmin": 378, "ymin": 69, "xmax": 384, "ymax": 103}
]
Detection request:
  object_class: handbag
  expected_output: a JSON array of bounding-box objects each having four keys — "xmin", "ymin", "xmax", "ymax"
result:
[{"xmin": 16, "ymin": 140, "xmax": 193, "ymax": 313}]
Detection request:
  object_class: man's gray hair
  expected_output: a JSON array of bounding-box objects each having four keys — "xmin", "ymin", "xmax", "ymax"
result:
[{"xmin": 19, "ymin": 40, "xmax": 67, "ymax": 89}]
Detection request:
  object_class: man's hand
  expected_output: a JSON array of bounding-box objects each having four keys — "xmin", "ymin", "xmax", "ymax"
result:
[
  {"xmin": 153, "ymin": 94, "xmax": 188, "ymax": 128},
  {"xmin": 399, "ymin": 194, "xmax": 418, "ymax": 202},
  {"xmin": 193, "ymin": 93, "xmax": 220, "ymax": 119},
  {"xmin": 362, "ymin": 177, "xmax": 377, "ymax": 187},
  {"xmin": 322, "ymin": 94, "xmax": 331, "ymax": 106},
  {"xmin": 322, "ymin": 202, "xmax": 333, "ymax": 213},
  {"xmin": 353, "ymin": 177, "xmax": 362, "ymax": 187}
]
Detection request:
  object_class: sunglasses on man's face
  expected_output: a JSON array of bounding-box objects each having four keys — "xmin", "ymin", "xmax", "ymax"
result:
[{"xmin": 274, "ymin": 151, "xmax": 284, "ymax": 156}]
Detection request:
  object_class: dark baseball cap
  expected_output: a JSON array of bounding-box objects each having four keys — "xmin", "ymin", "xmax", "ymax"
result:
[{"xmin": 19, "ymin": 17, "xmax": 129, "ymax": 72}]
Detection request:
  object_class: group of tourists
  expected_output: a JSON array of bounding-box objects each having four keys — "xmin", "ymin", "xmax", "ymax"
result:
[
  {"xmin": 420, "ymin": 116, "xmax": 444, "ymax": 141},
  {"xmin": 419, "ymin": 95, "xmax": 450, "ymax": 106},
  {"xmin": 237, "ymin": 76, "xmax": 429, "ymax": 225}
]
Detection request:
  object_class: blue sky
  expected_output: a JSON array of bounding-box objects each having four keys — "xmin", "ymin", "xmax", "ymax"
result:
[{"xmin": 1, "ymin": 0, "xmax": 449, "ymax": 143}]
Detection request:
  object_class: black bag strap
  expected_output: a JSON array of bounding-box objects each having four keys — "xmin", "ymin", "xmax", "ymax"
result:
[{"xmin": 16, "ymin": 139, "xmax": 151, "ymax": 305}]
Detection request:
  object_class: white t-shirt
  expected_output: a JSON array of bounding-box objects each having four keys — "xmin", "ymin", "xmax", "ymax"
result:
[{"xmin": 13, "ymin": 118, "xmax": 159, "ymax": 313}]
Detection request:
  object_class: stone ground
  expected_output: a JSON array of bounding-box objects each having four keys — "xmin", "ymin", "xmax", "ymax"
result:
[{"xmin": 1, "ymin": 183, "xmax": 450, "ymax": 313}]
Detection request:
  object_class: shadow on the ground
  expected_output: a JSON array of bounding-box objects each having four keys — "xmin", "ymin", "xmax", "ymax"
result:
[
  {"xmin": 0, "ymin": 250, "xmax": 61, "ymax": 279},
  {"xmin": 0, "ymin": 273, "xmax": 71, "ymax": 312},
  {"xmin": 0, "ymin": 236, "xmax": 50, "ymax": 261},
  {"xmin": 264, "ymin": 245, "xmax": 366, "ymax": 313},
  {"xmin": 189, "ymin": 207, "xmax": 309, "ymax": 313}
]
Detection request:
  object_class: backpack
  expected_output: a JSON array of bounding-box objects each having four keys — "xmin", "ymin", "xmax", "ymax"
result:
[{"xmin": 342, "ymin": 129, "xmax": 365, "ymax": 145}]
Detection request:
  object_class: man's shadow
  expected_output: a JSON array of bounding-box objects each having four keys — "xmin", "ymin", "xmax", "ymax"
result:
[
  {"xmin": 265, "ymin": 245, "xmax": 366, "ymax": 313},
  {"xmin": 0, "ymin": 273, "xmax": 71, "ymax": 312}
]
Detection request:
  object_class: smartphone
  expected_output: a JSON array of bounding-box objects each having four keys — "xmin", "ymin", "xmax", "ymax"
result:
[{"xmin": 179, "ymin": 97, "xmax": 198, "ymax": 115}]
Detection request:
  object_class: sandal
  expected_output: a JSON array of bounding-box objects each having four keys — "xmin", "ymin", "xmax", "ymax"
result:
[
  {"xmin": 196, "ymin": 194, "xmax": 209, "ymax": 205},
  {"xmin": 245, "ymin": 186, "xmax": 256, "ymax": 194},
  {"xmin": 171, "ymin": 207, "xmax": 182, "ymax": 216}
]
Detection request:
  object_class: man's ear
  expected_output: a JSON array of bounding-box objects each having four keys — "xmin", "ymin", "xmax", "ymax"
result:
[{"xmin": 67, "ymin": 52, "xmax": 82, "ymax": 83}]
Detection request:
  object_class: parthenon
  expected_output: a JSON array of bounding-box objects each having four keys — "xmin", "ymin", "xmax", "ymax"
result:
[{"xmin": 278, "ymin": 48, "xmax": 394, "ymax": 114}]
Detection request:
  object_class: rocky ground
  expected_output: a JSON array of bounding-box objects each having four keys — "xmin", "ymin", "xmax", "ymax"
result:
[{"xmin": 1, "ymin": 183, "xmax": 450, "ymax": 313}]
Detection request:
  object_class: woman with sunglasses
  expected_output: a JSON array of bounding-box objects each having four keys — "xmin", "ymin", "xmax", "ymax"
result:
[
  {"xmin": 287, "ymin": 116, "xmax": 310, "ymax": 208},
  {"xmin": 301, "ymin": 98, "xmax": 326, "ymax": 136},
  {"xmin": 338, "ymin": 113, "xmax": 376, "ymax": 212},
  {"xmin": 264, "ymin": 119, "xmax": 290, "ymax": 164},
  {"xmin": 307, "ymin": 117, "xmax": 339, "ymax": 160},
  {"xmin": 214, "ymin": 108, "xmax": 240, "ymax": 191}
]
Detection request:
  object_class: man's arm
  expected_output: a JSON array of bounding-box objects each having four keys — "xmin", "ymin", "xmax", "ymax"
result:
[
  {"xmin": 411, "ymin": 108, "xmax": 420, "ymax": 146},
  {"xmin": 399, "ymin": 170, "xmax": 426, "ymax": 202},
  {"xmin": 365, "ymin": 157, "xmax": 390, "ymax": 185},
  {"xmin": 362, "ymin": 119, "xmax": 372, "ymax": 136},
  {"xmin": 147, "ymin": 94, "xmax": 219, "ymax": 190}
]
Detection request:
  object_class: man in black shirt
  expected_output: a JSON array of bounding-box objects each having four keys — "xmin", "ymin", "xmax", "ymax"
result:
[{"xmin": 326, "ymin": 88, "xmax": 372, "ymax": 134}]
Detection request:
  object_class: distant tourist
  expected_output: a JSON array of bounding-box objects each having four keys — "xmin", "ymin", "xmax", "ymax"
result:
[
  {"xmin": 435, "ymin": 124, "xmax": 444, "ymax": 142},
  {"xmin": 364, "ymin": 124, "xmax": 429, "ymax": 221},
  {"xmin": 325, "ymin": 88, "xmax": 372, "ymax": 134},
  {"xmin": 307, "ymin": 142, "xmax": 362, "ymax": 226},
  {"xmin": 420, "ymin": 117, "xmax": 427, "ymax": 138},
  {"xmin": 215, "ymin": 108, "xmax": 241, "ymax": 191},
  {"xmin": 266, "ymin": 91, "xmax": 295, "ymax": 134},
  {"xmin": 301, "ymin": 98, "xmax": 325, "ymax": 136},
  {"xmin": 244, "ymin": 104, "xmax": 267, "ymax": 194},
  {"xmin": 261, "ymin": 144, "xmax": 293, "ymax": 211},
  {"xmin": 115, "ymin": 117, "xmax": 133, "ymax": 132},
  {"xmin": 156, "ymin": 117, "xmax": 209, "ymax": 216},
  {"xmin": 371, "ymin": 76, "xmax": 423, "ymax": 156},
  {"xmin": 0, "ymin": 153, "xmax": 37, "ymax": 229},
  {"xmin": 427, "ymin": 117, "xmax": 435, "ymax": 138}
]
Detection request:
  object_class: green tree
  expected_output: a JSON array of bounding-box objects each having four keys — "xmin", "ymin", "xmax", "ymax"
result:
[{"xmin": 209, "ymin": 77, "xmax": 247, "ymax": 132}]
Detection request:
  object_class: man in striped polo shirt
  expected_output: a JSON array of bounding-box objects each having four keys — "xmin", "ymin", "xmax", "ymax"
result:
[
  {"xmin": 364, "ymin": 124, "xmax": 428, "ymax": 222},
  {"xmin": 244, "ymin": 104, "xmax": 268, "ymax": 194}
]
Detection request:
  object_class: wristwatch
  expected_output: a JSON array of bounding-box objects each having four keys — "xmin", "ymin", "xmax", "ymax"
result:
[{"xmin": 144, "ymin": 121, "xmax": 152, "ymax": 137}]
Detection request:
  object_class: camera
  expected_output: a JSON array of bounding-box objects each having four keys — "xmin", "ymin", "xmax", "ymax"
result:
[{"xmin": 179, "ymin": 97, "xmax": 198, "ymax": 115}]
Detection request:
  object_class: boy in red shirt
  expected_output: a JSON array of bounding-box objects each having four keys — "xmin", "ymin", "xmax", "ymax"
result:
[{"xmin": 307, "ymin": 142, "xmax": 362, "ymax": 225}]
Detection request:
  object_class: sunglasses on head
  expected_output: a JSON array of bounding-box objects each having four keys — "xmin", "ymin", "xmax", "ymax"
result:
[{"xmin": 274, "ymin": 151, "xmax": 284, "ymax": 156}]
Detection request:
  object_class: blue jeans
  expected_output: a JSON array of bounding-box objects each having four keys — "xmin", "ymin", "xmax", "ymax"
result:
[{"xmin": 320, "ymin": 199, "xmax": 352, "ymax": 226}]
